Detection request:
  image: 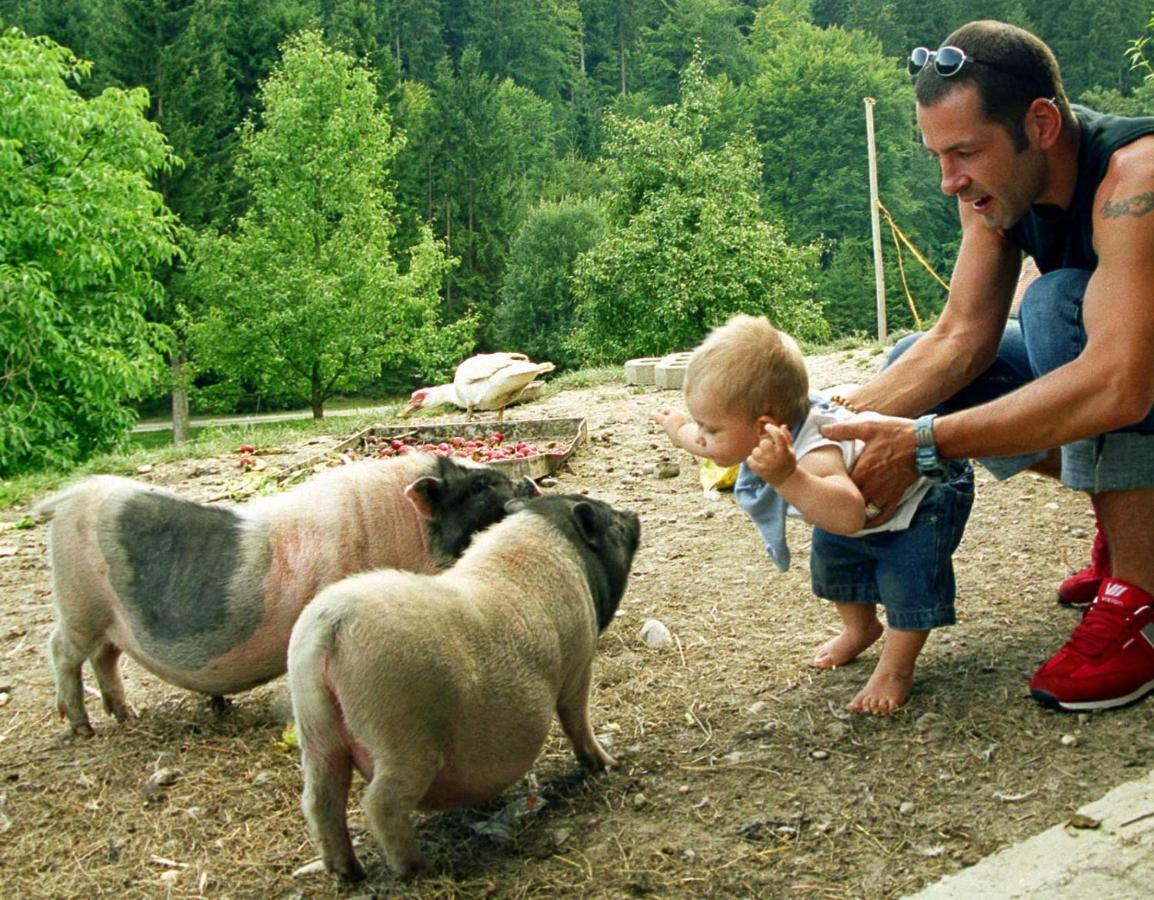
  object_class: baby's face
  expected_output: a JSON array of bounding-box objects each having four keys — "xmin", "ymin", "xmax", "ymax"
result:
[{"xmin": 685, "ymin": 392, "xmax": 768, "ymax": 467}]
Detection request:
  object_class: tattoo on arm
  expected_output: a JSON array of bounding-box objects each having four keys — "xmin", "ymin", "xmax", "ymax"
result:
[{"xmin": 1102, "ymin": 191, "xmax": 1154, "ymax": 219}]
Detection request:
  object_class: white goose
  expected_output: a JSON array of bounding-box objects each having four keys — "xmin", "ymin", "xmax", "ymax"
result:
[{"xmin": 399, "ymin": 352, "xmax": 556, "ymax": 422}]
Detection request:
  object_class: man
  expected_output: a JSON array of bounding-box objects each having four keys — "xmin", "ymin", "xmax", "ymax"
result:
[{"xmin": 821, "ymin": 20, "xmax": 1154, "ymax": 711}]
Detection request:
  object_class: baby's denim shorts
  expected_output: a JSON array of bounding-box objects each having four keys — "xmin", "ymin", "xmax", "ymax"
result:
[{"xmin": 809, "ymin": 461, "xmax": 975, "ymax": 631}]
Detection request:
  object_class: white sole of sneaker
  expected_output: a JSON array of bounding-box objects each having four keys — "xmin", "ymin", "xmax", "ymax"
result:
[{"xmin": 1032, "ymin": 678, "xmax": 1154, "ymax": 711}]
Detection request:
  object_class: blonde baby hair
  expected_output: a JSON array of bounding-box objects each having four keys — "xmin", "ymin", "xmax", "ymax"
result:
[{"xmin": 684, "ymin": 315, "xmax": 809, "ymax": 427}]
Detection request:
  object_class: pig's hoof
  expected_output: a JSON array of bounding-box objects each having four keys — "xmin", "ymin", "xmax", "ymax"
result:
[
  {"xmin": 69, "ymin": 721, "xmax": 96, "ymax": 739},
  {"xmin": 330, "ymin": 858, "xmax": 366, "ymax": 884},
  {"xmin": 109, "ymin": 704, "xmax": 138, "ymax": 724},
  {"xmin": 388, "ymin": 855, "xmax": 430, "ymax": 880},
  {"xmin": 207, "ymin": 695, "xmax": 234, "ymax": 717},
  {"xmin": 579, "ymin": 752, "xmax": 616, "ymax": 773}
]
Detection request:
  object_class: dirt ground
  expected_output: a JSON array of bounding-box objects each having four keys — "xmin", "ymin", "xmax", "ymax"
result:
[{"xmin": 3, "ymin": 347, "xmax": 1152, "ymax": 900}]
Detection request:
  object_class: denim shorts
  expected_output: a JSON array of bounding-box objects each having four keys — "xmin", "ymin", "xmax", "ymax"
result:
[
  {"xmin": 890, "ymin": 268, "xmax": 1154, "ymax": 492},
  {"xmin": 809, "ymin": 462, "xmax": 975, "ymax": 630}
]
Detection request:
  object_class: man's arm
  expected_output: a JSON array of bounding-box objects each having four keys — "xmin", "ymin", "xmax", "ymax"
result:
[
  {"xmin": 826, "ymin": 202, "xmax": 1020, "ymax": 516},
  {"xmin": 848, "ymin": 205, "xmax": 1021, "ymax": 418},
  {"xmin": 829, "ymin": 137, "xmax": 1154, "ymax": 487},
  {"xmin": 934, "ymin": 139, "xmax": 1154, "ymax": 459}
]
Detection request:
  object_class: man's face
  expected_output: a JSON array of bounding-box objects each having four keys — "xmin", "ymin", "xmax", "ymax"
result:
[{"xmin": 917, "ymin": 83, "xmax": 1047, "ymax": 231}]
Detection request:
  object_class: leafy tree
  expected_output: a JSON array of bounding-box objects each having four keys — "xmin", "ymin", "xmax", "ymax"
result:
[
  {"xmin": 748, "ymin": 15, "xmax": 915, "ymax": 246},
  {"xmin": 0, "ymin": 0, "xmax": 104, "ymax": 75},
  {"xmin": 636, "ymin": 0, "xmax": 757, "ymax": 105},
  {"xmin": 0, "ymin": 28, "xmax": 180, "ymax": 475},
  {"xmin": 410, "ymin": 50, "xmax": 558, "ymax": 340},
  {"xmin": 494, "ymin": 197, "xmax": 606, "ymax": 370},
  {"xmin": 190, "ymin": 30, "xmax": 469, "ymax": 418},
  {"xmin": 570, "ymin": 51, "xmax": 827, "ymax": 364}
]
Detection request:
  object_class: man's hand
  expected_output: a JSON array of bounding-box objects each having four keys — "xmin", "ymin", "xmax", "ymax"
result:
[
  {"xmin": 746, "ymin": 423, "xmax": 798, "ymax": 487},
  {"xmin": 820, "ymin": 414, "xmax": 920, "ymax": 525}
]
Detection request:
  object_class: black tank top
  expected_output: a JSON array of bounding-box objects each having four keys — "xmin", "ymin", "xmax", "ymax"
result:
[{"xmin": 1006, "ymin": 105, "xmax": 1154, "ymax": 272}]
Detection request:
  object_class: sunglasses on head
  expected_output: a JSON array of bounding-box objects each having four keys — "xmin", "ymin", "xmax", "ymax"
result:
[{"xmin": 907, "ymin": 45, "xmax": 1017, "ymax": 78}]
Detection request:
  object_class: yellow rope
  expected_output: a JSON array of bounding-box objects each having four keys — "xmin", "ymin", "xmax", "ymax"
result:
[
  {"xmin": 876, "ymin": 201, "xmax": 951, "ymax": 330},
  {"xmin": 878, "ymin": 201, "xmax": 950, "ymax": 290},
  {"xmin": 884, "ymin": 213, "xmax": 923, "ymax": 331}
]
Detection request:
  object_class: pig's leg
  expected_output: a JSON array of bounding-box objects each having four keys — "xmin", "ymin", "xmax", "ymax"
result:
[
  {"xmin": 90, "ymin": 642, "xmax": 135, "ymax": 724},
  {"xmin": 557, "ymin": 666, "xmax": 614, "ymax": 771},
  {"xmin": 48, "ymin": 626, "xmax": 94, "ymax": 736},
  {"xmin": 360, "ymin": 756, "xmax": 438, "ymax": 878},
  {"xmin": 301, "ymin": 749, "xmax": 364, "ymax": 883}
]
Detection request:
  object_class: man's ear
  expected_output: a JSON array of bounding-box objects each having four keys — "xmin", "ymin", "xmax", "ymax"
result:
[{"xmin": 1030, "ymin": 97, "xmax": 1063, "ymax": 150}]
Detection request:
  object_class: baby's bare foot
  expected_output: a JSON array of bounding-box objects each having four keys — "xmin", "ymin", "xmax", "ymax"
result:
[
  {"xmin": 846, "ymin": 664, "xmax": 915, "ymax": 715},
  {"xmin": 811, "ymin": 619, "xmax": 884, "ymax": 668}
]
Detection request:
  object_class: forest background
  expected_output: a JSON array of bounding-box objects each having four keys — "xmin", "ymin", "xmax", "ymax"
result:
[{"xmin": 4, "ymin": 0, "xmax": 1154, "ymax": 477}]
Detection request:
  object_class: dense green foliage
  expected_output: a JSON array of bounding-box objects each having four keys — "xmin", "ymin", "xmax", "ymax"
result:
[
  {"xmin": 494, "ymin": 197, "xmax": 607, "ymax": 371},
  {"xmin": 189, "ymin": 31, "xmax": 469, "ymax": 418},
  {"xmin": 571, "ymin": 52, "xmax": 827, "ymax": 362},
  {"xmin": 2, "ymin": 0, "xmax": 1153, "ymax": 472},
  {"xmin": 0, "ymin": 28, "xmax": 179, "ymax": 474}
]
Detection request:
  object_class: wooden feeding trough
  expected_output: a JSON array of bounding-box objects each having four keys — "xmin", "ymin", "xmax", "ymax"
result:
[{"xmin": 320, "ymin": 417, "xmax": 588, "ymax": 482}]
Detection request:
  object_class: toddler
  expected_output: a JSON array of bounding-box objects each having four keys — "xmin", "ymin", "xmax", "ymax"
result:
[{"xmin": 652, "ymin": 315, "xmax": 973, "ymax": 714}]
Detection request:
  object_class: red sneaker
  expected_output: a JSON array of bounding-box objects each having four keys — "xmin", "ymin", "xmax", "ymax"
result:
[
  {"xmin": 1030, "ymin": 579, "xmax": 1154, "ymax": 711},
  {"xmin": 1057, "ymin": 521, "xmax": 1109, "ymax": 609}
]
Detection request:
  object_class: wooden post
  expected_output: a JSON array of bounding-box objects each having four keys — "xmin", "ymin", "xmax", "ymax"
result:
[{"xmin": 864, "ymin": 97, "xmax": 887, "ymax": 342}]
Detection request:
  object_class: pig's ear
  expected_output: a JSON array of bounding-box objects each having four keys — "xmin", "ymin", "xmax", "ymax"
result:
[
  {"xmin": 571, "ymin": 501, "xmax": 601, "ymax": 546},
  {"xmin": 405, "ymin": 476, "xmax": 443, "ymax": 519},
  {"xmin": 504, "ymin": 497, "xmax": 532, "ymax": 515},
  {"xmin": 519, "ymin": 476, "xmax": 541, "ymax": 498}
]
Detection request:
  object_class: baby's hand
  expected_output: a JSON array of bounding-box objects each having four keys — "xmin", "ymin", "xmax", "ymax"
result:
[
  {"xmin": 746, "ymin": 423, "xmax": 797, "ymax": 486},
  {"xmin": 651, "ymin": 407, "xmax": 688, "ymax": 442}
]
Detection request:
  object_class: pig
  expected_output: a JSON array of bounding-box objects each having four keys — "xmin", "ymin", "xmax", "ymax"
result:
[
  {"xmin": 287, "ymin": 493, "xmax": 641, "ymax": 882},
  {"xmin": 34, "ymin": 454, "xmax": 539, "ymax": 736}
]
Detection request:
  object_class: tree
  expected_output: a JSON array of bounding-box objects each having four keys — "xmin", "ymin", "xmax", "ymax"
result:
[
  {"xmin": 190, "ymin": 30, "xmax": 469, "ymax": 419},
  {"xmin": 748, "ymin": 16, "xmax": 915, "ymax": 246},
  {"xmin": 570, "ymin": 51, "xmax": 827, "ymax": 364},
  {"xmin": 636, "ymin": 0, "xmax": 757, "ymax": 105},
  {"xmin": 405, "ymin": 50, "xmax": 557, "ymax": 342},
  {"xmin": 494, "ymin": 197, "xmax": 606, "ymax": 370},
  {"xmin": 454, "ymin": 0, "xmax": 581, "ymax": 106},
  {"xmin": 0, "ymin": 28, "xmax": 180, "ymax": 475}
]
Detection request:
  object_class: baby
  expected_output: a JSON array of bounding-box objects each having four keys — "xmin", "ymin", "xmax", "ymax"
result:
[{"xmin": 652, "ymin": 315, "xmax": 973, "ymax": 714}]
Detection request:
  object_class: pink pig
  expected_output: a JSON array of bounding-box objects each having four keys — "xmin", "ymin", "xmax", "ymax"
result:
[{"xmin": 34, "ymin": 454, "xmax": 537, "ymax": 736}]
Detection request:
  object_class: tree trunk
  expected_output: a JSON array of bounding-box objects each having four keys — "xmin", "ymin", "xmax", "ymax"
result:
[
  {"xmin": 619, "ymin": 37, "xmax": 627, "ymax": 94},
  {"xmin": 171, "ymin": 351, "xmax": 190, "ymax": 446},
  {"xmin": 311, "ymin": 360, "xmax": 324, "ymax": 419}
]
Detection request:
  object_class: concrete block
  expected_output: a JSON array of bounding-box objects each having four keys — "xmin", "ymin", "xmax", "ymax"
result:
[
  {"xmin": 654, "ymin": 352, "xmax": 692, "ymax": 390},
  {"xmin": 624, "ymin": 357, "xmax": 662, "ymax": 385}
]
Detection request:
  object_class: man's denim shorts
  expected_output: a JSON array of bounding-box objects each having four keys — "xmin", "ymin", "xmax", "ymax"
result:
[
  {"xmin": 809, "ymin": 462, "xmax": 975, "ymax": 631},
  {"xmin": 890, "ymin": 268, "xmax": 1154, "ymax": 492}
]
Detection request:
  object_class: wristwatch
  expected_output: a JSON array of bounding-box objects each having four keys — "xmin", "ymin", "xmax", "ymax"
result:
[{"xmin": 913, "ymin": 414, "xmax": 948, "ymax": 479}]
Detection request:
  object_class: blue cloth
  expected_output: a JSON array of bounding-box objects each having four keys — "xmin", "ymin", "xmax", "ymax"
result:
[
  {"xmin": 734, "ymin": 434, "xmax": 803, "ymax": 573},
  {"xmin": 810, "ymin": 465, "xmax": 974, "ymax": 630},
  {"xmin": 891, "ymin": 268, "xmax": 1154, "ymax": 491}
]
